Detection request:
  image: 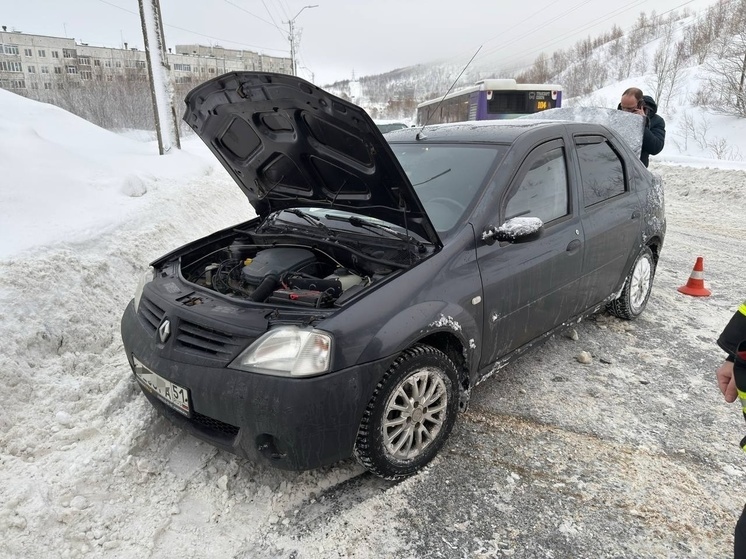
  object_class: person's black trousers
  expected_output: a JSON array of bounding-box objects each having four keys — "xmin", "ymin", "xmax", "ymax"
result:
[{"xmin": 735, "ymin": 504, "xmax": 746, "ymax": 558}]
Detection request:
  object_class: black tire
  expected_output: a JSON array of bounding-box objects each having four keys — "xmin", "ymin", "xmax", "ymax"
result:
[
  {"xmin": 607, "ymin": 246, "xmax": 656, "ymax": 320},
  {"xmin": 354, "ymin": 344, "xmax": 460, "ymax": 480}
]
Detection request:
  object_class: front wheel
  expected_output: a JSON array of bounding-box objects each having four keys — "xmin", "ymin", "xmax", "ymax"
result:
[
  {"xmin": 354, "ymin": 344, "xmax": 460, "ymax": 480},
  {"xmin": 607, "ymin": 246, "xmax": 656, "ymax": 320}
]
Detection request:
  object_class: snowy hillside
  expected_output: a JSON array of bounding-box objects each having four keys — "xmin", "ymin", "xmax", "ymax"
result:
[{"xmin": 333, "ymin": 0, "xmax": 746, "ymax": 131}]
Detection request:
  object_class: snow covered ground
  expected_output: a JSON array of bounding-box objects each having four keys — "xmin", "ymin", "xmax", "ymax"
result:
[{"xmin": 1, "ymin": 83, "xmax": 745, "ymax": 558}]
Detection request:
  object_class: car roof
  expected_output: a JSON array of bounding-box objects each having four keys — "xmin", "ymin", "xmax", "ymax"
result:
[
  {"xmin": 384, "ymin": 119, "xmax": 614, "ymax": 144},
  {"xmin": 383, "ymin": 119, "xmax": 567, "ymax": 143}
]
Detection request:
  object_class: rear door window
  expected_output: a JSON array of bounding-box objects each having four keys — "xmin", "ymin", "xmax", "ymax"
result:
[{"xmin": 575, "ymin": 136, "xmax": 626, "ymax": 207}]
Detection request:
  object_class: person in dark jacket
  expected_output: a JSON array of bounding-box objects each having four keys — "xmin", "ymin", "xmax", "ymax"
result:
[
  {"xmin": 716, "ymin": 300, "xmax": 746, "ymax": 557},
  {"xmin": 617, "ymin": 87, "xmax": 666, "ymax": 167}
]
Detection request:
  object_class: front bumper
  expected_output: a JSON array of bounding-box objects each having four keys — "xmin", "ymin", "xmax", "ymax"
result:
[{"xmin": 120, "ymin": 300, "xmax": 389, "ymax": 471}]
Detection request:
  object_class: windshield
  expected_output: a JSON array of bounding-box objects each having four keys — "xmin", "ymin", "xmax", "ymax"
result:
[{"xmin": 390, "ymin": 144, "xmax": 508, "ymax": 233}]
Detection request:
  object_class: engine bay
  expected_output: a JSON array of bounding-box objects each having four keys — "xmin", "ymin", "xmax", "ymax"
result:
[
  {"xmin": 192, "ymin": 244, "xmax": 370, "ymax": 308},
  {"xmin": 178, "ymin": 233, "xmax": 423, "ymax": 308}
]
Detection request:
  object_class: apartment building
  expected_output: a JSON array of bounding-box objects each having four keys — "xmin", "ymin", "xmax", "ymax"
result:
[{"xmin": 0, "ymin": 27, "xmax": 292, "ymax": 95}]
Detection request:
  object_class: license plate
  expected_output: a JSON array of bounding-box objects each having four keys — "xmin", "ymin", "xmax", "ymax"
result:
[{"xmin": 133, "ymin": 357, "xmax": 191, "ymax": 417}]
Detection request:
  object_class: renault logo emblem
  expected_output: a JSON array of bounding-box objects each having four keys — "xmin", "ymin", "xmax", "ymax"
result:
[{"xmin": 158, "ymin": 319, "xmax": 171, "ymax": 343}]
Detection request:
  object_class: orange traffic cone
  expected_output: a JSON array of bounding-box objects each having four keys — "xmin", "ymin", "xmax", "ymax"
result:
[{"xmin": 677, "ymin": 256, "xmax": 711, "ymax": 297}]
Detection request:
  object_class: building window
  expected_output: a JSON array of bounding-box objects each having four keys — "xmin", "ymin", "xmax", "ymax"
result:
[
  {"xmin": 57, "ymin": 83, "xmax": 64, "ymax": 89},
  {"xmin": 80, "ymin": 71, "xmax": 92, "ymax": 80},
  {"xmin": 30, "ymin": 82, "xmax": 39, "ymax": 89},
  {"xmin": 104, "ymin": 60, "xmax": 111, "ymax": 67},
  {"xmin": 52, "ymin": 51, "xmax": 59, "ymax": 58},
  {"xmin": 66, "ymin": 66, "xmax": 78, "ymax": 74},
  {"xmin": 136, "ymin": 60, "xmax": 146, "ymax": 69},
  {"xmin": 106, "ymin": 75, "xmax": 113, "ymax": 81},
  {"xmin": 54, "ymin": 67, "xmax": 62, "ymax": 74},
  {"xmin": 44, "ymin": 82, "xmax": 52, "ymax": 89},
  {"xmin": 0, "ymin": 61, "xmax": 23, "ymax": 72},
  {"xmin": 3, "ymin": 44, "xmax": 20, "ymax": 55},
  {"xmin": 115, "ymin": 61, "xmax": 121, "ymax": 68},
  {"xmin": 38, "ymin": 49, "xmax": 46, "ymax": 57},
  {"xmin": 173, "ymin": 63, "xmax": 191, "ymax": 71},
  {"xmin": 27, "ymin": 65, "xmax": 36, "ymax": 73},
  {"xmin": 78, "ymin": 56, "xmax": 91, "ymax": 65},
  {"xmin": 41, "ymin": 66, "xmax": 49, "ymax": 74},
  {"xmin": 10, "ymin": 79, "xmax": 26, "ymax": 89},
  {"xmin": 24, "ymin": 48, "xmax": 33, "ymax": 57},
  {"xmin": 62, "ymin": 48, "xmax": 76, "ymax": 58},
  {"xmin": 94, "ymin": 59, "xmax": 100, "ymax": 66}
]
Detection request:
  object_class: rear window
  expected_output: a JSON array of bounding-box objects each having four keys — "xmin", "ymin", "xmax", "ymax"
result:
[{"xmin": 376, "ymin": 122, "xmax": 409, "ymax": 134}]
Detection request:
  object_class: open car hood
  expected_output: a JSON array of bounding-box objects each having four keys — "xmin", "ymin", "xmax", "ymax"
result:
[{"xmin": 183, "ymin": 72, "xmax": 440, "ymax": 246}]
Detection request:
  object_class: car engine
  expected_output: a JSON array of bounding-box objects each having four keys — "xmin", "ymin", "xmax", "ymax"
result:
[{"xmin": 183, "ymin": 242, "xmax": 370, "ymax": 308}]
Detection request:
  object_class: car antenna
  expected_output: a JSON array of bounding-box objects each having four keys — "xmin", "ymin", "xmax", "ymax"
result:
[{"xmin": 416, "ymin": 45, "xmax": 483, "ymax": 141}]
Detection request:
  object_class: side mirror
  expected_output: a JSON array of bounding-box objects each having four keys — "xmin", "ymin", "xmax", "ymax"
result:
[{"xmin": 482, "ymin": 217, "xmax": 544, "ymax": 245}]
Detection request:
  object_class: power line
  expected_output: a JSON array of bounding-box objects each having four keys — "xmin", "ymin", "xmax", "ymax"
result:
[
  {"xmin": 259, "ymin": 0, "xmax": 288, "ymax": 42},
  {"xmin": 93, "ymin": 0, "xmax": 289, "ymax": 53},
  {"xmin": 486, "ymin": 0, "xmax": 699, "ymax": 77},
  {"xmin": 222, "ymin": 0, "xmax": 284, "ymax": 33},
  {"xmin": 476, "ymin": 0, "xmax": 646, "ymax": 65}
]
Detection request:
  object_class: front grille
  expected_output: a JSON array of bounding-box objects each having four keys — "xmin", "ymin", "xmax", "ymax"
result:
[
  {"xmin": 176, "ymin": 319, "xmax": 240, "ymax": 359},
  {"xmin": 192, "ymin": 411, "xmax": 240, "ymax": 437},
  {"xmin": 139, "ymin": 296, "xmax": 165, "ymax": 332}
]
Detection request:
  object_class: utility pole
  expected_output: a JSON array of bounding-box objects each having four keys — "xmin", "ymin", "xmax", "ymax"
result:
[
  {"xmin": 286, "ymin": 5, "xmax": 318, "ymax": 76},
  {"xmin": 138, "ymin": 0, "xmax": 180, "ymax": 155}
]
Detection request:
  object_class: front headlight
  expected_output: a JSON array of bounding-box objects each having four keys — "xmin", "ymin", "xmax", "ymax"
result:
[
  {"xmin": 229, "ymin": 326, "xmax": 332, "ymax": 377},
  {"xmin": 133, "ymin": 266, "xmax": 155, "ymax": 313}
]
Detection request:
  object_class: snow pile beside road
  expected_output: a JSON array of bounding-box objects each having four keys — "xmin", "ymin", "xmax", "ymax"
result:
[{"xmin": 0, "ymin": 89, "xmax": 217, "ymax": 258}]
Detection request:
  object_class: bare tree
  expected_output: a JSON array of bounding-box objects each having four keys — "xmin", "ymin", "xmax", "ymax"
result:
[
  {"xmin": 646, "ymin": 21, "xmax": 687, "ymax": 108},
  {"xmin": 516, "ymin": 53, "xmax": 551, "ymax": 84},
  {"xmin": 703, "ymin": 0, "xmax": 746, "ymax": 117},
  {"xmin": 682, "ymin": 0, "xmax": 731, "ymax": 64}
]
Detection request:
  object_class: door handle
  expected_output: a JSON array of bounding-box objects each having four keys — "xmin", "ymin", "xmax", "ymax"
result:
[
  {"xmin": 631, "ymin": 210, "xmax": 641, "ymax": 219},
  {"xmin": 566, "ymin": 239, "xmax": 581, "ymax": 253}
]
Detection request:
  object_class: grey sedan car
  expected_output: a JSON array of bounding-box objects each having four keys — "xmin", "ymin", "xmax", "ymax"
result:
[{"xmin": 121, "ymin": 72, "xmax": 664, "ymax": 480}]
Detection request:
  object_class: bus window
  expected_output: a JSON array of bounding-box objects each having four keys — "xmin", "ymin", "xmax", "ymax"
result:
[{"xmin": 417, "ymin": 79, "xmax": 562, "ymax": 125}]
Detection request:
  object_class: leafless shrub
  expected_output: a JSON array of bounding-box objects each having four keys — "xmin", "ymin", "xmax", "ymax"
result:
[
  {"xmin": 689, "ymin": 86, "xmax": 709, "ymax": 107},
  {"xmin": 708, "ymin": 137, "xmax": 743, "ymax": 160}
]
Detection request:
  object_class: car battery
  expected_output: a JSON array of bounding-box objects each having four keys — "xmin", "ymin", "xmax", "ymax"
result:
[{"xmin": 267, "ymin": 288, "xmax": 331, "ymax": 308}]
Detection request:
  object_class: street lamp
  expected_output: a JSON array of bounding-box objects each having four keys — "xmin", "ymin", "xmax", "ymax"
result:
[{"xmin": 286, "ymin": 4, "xmax": 318, "ymax": 76}]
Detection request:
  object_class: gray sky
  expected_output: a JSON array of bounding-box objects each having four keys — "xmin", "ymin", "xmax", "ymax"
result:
[{"xmin": 3, "ymin": 0, "xmax": 720, "ymax": 85}]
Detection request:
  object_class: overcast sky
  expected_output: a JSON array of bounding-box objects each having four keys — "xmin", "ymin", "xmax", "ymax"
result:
[{"xmin": 3, "ymin": 0, "xmax": 720, "ymax": 85}]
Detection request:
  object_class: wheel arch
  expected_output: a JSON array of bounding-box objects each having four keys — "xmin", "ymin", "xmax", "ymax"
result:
[
  {"xmin": 357, "ymin": 302, "xmax": 478, "ymax": 404},
  {"xmin": 646, "ymin": 235, "xmax": 663, "ymax": 263}
]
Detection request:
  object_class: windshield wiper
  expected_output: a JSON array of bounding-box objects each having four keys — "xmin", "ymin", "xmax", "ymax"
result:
[
  {"xmin": 412, "ymin": 168, "xmax": 451, "ymax": 187},
  {"xmin": 282, "ymin": 209, "xmax": 336, "ymax": 238},
  {"xmin": 324, "ymin": 214, "xmax": 427, "ymax": 253}
]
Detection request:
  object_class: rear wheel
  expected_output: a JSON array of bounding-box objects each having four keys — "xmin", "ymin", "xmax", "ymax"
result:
[
  {"xmin": 608, "ymin": 246, "xmax": 656, "ymax": 320},
  {"xmin": 354, "ymin": 344, "xmax": 459, "ymax": 480}
]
